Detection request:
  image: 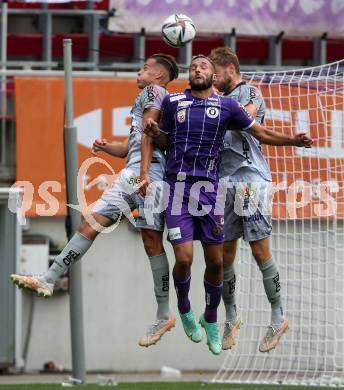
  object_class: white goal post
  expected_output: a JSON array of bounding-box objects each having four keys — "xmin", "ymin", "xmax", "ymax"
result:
[{"xmin": 213, "ymin": 60, "xmax": 344, "ymax": 387}]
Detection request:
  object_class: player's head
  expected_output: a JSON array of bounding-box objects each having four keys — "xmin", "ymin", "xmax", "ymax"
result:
[
  {"xmin": 189, "ymin": 55, "xmax": 215, "ymax": 91},
  {"xmin": 137, "ymin": 54, "xmax": 179, "ymax": 89},
  {"xmin": 209, "ymin": 46, "xmax": 240, "ymax": 92}
]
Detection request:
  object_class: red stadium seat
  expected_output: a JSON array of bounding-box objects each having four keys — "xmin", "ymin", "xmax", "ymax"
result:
[
  {"xmin": 6, "ymin": 32, "xmax": 344, "ymax": 64},
  {"xmin": 328, "ymin": 38, "xmax": 344, "ymax": 62},
  {"xmin": 282, "ymin": 38, "xmax": 313, "ymax": 60},
  {"xmin": 8, "ymin": 1, "xmax": 109, "ymax": 10}
]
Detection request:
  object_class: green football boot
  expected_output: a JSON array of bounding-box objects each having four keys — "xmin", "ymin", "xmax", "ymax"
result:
[
  {"xmin": 180, "ymin": 310, "xmax": 203, "ymax": 343},
  {"xmin": 199, "ymin": 314, "xmax": 222, "ymax": 355}
]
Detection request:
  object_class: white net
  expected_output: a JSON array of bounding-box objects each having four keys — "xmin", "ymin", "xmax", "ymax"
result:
[{"xmin": 213, "ymin": 60, "xmax": 344, "ymax": 387}]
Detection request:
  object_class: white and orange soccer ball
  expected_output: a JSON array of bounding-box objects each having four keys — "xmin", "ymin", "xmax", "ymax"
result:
[{"xmin": 161, "ymin": 14, "xmax": 196, "ymax": 48}]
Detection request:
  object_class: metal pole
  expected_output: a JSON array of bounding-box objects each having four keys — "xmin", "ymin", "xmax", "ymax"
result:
[
  {"xmin": 134, "ymin": 28, "xmax": 145, "ymax": 65},
  {"xmin": 179, "ymin": 40, "xmax": 192, "ymax": 68},
  {"xmin": 41, "ymin": 4, "xmax": 52, "ymax": 68},
  {"xmin": 313, "ymin": 33, "xmax": 327, "ymax": 65},
  {"xmin": 63, "ymin": 38, "xmax": 86, "ymax": 385},
  {"xmin": 86, "ymin": 0, "xmax": 99, "ymax": 68},
  {"xmin": 1, "ymin": 0, "xmax": 8, "ymax": 168},
  {"xmin": 268, "ymin": 31, "xmax": 284, "ymax": 67},
  {"xmin": 224, "ymin": 28, "xmax": 236, "ymax": 52}
]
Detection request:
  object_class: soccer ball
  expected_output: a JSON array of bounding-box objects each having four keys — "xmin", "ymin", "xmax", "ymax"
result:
[{"xmin": 161, "ymin": 14, "xmax": 196, "ymax": 48}]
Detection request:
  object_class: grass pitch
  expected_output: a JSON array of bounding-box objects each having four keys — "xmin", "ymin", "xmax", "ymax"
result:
[{"xmin": 0, "ymin": 383, "xmax": 337, "ymax": 390}]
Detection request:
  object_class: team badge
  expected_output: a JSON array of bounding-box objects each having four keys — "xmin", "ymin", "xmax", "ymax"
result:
[
  {"xmin": 177, "ymin": 109, "xmax": 186, "ymax": 123},
  {"xmin": 206, "ymin": 106, "xmax": 219, "ymax": 119},
  {"xmin": 212, "ymin": 225, "xmax": 223, "ymax": 235}
]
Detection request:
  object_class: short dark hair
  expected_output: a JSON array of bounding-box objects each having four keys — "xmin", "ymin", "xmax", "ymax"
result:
[
  {"xmin": 190, "ymin": 54, "xmax": 215, "ymax": 70},
  {"xmin": 150, "ymin": 53, "xmax": 179, "ymax": 81},
  {"xmin": 209, "ymin": 46, "xmax": 240, "ymax": 74}
]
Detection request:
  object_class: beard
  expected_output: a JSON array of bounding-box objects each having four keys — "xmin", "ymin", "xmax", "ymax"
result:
[
  {"xmin": 189, "ymin": 76, "xmax": 213, "ymax": 91},
  {"xmin": 214, "ymin": 73, "xmax": 232, "ymax": 93}
]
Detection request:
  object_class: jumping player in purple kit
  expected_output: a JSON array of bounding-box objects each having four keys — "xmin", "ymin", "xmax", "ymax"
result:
[{"xmin": 144, "ymin": 55, "xmax": 313, "ymax": 355}]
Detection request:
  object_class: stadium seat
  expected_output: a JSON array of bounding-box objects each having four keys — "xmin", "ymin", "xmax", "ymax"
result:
[
  {"xmin": 8, "ymin": 0, "xmax": 109, "ymax": 10},
  {"xmin": 6, "ymin": 32, "xmax": 344, "ymax": 64}
]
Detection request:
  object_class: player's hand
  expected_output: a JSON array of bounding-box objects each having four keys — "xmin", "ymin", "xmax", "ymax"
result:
[
  {"xmin": 144, "ymin": 118, "xmax": 160, "ymax": 138},
  {"xmin": 139, "ymin": 172, "xmax": 150, "ymax": 197},
  {"xmin": 293, "ymin": 133, "xmax": 313, "ymax": 148},
  {"xmin": 92, "ymin": 138, "xmax": 108, "ymax": 155}
]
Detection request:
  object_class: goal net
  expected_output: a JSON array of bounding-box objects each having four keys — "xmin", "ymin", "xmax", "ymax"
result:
[{"xmin": 213, "ymin": 60, "xmax": 344, "ymax": 387}]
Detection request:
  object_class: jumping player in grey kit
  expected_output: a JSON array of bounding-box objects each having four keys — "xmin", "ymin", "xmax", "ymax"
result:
[
  {"xmin": 209, "ymin": 46, "xmax": 302, "ymax": 352},
  {"xmin": 144, "ymin": 55, "xmax": 312, "ymax": 355},
  {"xmin": 11, "ymin": 54, "xmax": 179, "ymax": 349}
]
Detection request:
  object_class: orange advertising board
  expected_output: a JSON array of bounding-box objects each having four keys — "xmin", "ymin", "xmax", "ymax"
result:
[{"xmin": 15, "ymin": 77, "xmax": 344, "ymax": 219}]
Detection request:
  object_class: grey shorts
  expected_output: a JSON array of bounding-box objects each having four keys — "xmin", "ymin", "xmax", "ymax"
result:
[
  {"xmin": 224, "ymin": 181, "xmax": 273, "ymax": 242},
  {"xmin": 92, "ymin": 165, "xmax": 165, "ymax": 231}
]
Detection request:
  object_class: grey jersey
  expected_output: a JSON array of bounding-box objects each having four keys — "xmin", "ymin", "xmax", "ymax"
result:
[
  {"xmin": 127, "ymin": 84, "xmax": 166, "ymax": 169},
  {"xmin": 219, "ymin": 82, "xmax": 272, "ymax": 181}
]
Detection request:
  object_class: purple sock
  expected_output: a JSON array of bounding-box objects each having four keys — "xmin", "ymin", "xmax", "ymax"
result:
[
  {"xmin": 173, "ymin": 272, "xmax": 191, "ymax": 314},
  {"xmin": 204, "ymin": 279, "xmax": 223, "ymax": 323}
]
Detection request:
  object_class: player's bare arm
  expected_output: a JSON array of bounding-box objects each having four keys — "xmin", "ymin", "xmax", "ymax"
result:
[
  {"xmin": 140, "ymin": 108, "xmax": 161, "ymax": 197},
  {"xmin": 144, "ymin": 118, "xmax": 170, "ymax": 149},
  {"xmin": 92, "ymin": 138, "xmax": 129, "ymax": 157},
  {"xmin": 249, "ymin": 122, "xmax": 313, "ymax": 147}
]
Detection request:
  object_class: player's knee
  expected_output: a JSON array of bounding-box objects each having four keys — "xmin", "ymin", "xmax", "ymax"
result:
[
  {"xmin": 78, "ymin": 220, "xmax": 98, "ymax": 241},
  {"xmin": 251, "ymin": 243, "xmax": 271, "ymax": 264},
  {"xmin": 223, "ymin": 245, "xmax": 236, "ymax": 266},
  {"xmin": 175, "ymin": 252, "xmax": 193, "ymax": 269},
  {"xmin": 142, "ymin": 231, "xmax": 164, "ymax": 257},
  {"xmin": 206, "ymin": 256, "xmax": 223, "ymax": 273}
]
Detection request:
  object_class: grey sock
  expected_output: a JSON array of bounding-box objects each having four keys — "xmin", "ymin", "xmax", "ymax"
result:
[
  {"xmin": 222, "ymin": 265, "xmax": 237, "ymax": 323},
  {"xmin": 259, "ymin": 257, "xmax": 284, "ymax": 327},
  {"xmin": 43, "ymin": 232, "xmax": 93, "ymax": 284},
  {"xmin": 149, "ymin": 253, "xmax": 170, "ymax": 320}
]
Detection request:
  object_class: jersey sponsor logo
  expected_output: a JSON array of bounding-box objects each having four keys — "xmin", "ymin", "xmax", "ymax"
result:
[
  {"xmin": 170, "ymin": 94, "xmax": 186, "ymax": 102},
  {"xmin": 206, "ymin": 106, "xmax": 219, "ymax": 119},
  {"xmin": 146, "ymin": 85, "xmax": 159, "ymax": 103},
  {"xmin": 62, "ymin": 249, "xmax": 80, "ymax": 266},
  {"xmin": 177, "ymin": 108, "xmax": 186, "ymax": 123},
  {"xmin": 168, "ymin": 227, "xmax": 182, "ymax": 240},
  {"xmin": 249, "ymin": 87, "xmax": 257, "ymax": 100},
  {"xmin": 208, "ymin": 100, "xmax": 220, "ymax": 107},
  {"xmin": 177, "ymin": 100, "xmax": 192, "ymax": 108},
  {"xmin": 208, "ymin": 97, "xmax": 218, "ymax": 101}
]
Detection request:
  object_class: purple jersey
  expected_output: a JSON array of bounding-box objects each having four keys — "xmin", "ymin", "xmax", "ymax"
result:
[{"xmin": 160, "ymin": 89, "xmax": 255, "ymax": 181}]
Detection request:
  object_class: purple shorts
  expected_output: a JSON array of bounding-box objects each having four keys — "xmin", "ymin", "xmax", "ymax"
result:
[{"xmin": 165, "ymin": 176, "xmax": 224, "ymax": 245}]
